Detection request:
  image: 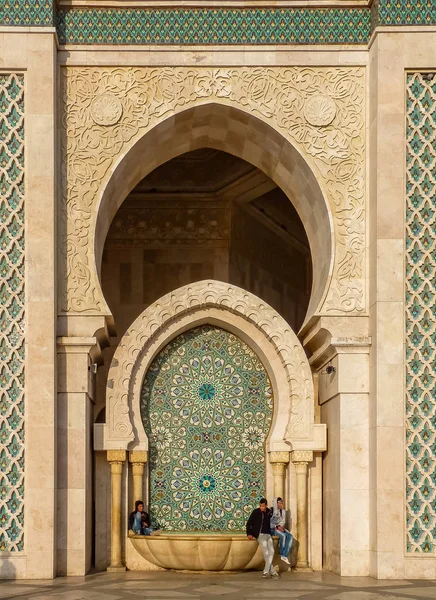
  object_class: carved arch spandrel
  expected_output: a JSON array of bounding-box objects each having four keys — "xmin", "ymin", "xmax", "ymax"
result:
[
  {"xmin": 61, "ymin": 66, "xmax": 366, "ymax": 319},
  {"xmin": 105, "ymin": 280, "xmax": 314, "ymax": 450}
]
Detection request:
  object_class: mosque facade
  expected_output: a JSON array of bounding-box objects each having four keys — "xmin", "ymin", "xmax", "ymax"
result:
[{"xmin": 1, "ymin": 0, "xmax": 436, "ymax": 580}]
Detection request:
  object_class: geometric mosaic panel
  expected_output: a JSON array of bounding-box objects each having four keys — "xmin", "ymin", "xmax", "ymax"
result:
[
  {"xmin": 2, "ymin": 1, "xmax": 435, "ymax": 37},
  {"xmin": 377, "ymin": 0, "xmax": 436, "ymax": 26},
  {"xmin": 56, "ymin": 8, "xmax": 371, "ymax": 45},
  {"xmin": 405, "ymin": 73, "xmax": 436, "ymax": 554},
  {"xmin": 141, "ymin": 325, "xmax": 273, "ymax": 532},
  {"xmin": 1, "ymin": 0, "xmax": 54, "ymax": 26},
  {"xmin": 0, "ymin": 74, "xmax": 25, "ymax": 552}
]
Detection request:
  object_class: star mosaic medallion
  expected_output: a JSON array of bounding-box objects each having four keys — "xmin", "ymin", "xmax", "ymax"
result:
[{"xmin": 141, "ymin": 325, "xmax": 273, "ymax": 531}]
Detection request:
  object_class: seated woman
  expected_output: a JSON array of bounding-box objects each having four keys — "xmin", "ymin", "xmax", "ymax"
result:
[
  {"xmin": 270, "ymin": 497, "xmax": 293, "ymax": 565},
  {"xmin": 128, "ymin": 500, "xmax": 160, "ymax": 536}
]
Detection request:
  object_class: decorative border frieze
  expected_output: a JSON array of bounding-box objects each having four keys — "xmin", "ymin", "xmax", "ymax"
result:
[
  {"xmin": 376, "ymin": 0, "xmax": 436, "ymax": 26},
  {"xmin": 2, "ymin": 2, "xmax": 434, "ymax": 37},
  {"xmin": 1, "ymin": 0, "xmax": 54, "ymax": 27},
  {"xmin": 55, "ymin": 8, "xmax": 370, "ymax": 45}
]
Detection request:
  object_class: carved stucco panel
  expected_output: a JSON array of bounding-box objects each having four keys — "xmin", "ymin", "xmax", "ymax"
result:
[
  {"xmin": 61, "ymin": 66, "xmax": 365, "ymax": 316},
  {"xmin": 106, "ymin": 281, "xmax": 314, "ymax": 448}
]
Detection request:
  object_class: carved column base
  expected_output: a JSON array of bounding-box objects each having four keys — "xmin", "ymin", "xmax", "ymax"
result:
[
  {"xmin": 107, "ymin": 564, "xmax": 127, "ymax": 573},
  {"xmin": 295, "ymin": 562, "xmax": 313, "ymax": 572}
]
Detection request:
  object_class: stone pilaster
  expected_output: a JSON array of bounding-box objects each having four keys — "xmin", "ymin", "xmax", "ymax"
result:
[
  {"xmin": 269, "ymin": 451, "xmax": 290, "ymax": 501},
  {"xmin": 129, "ymin": 451, "xmax": 148, "ymax": 507},
  {"xmin": 107, "ymin": 450, "xmax": 127, "ymax": 572},
  {"xmin": 292, "ymin": 450, "xmax": 313, "ymax": 571}
]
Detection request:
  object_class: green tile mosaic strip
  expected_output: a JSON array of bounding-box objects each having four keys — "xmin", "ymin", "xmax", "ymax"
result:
[
  {"xmin": 378, "ymin": 0, "xmax": 436, "ymax": 26},
  {"xmin": 0, "ymin": 74, "xmax": 25, "ymax": 552},
  {"xmin": 141, "ymin": 325, "xmax": 273, "ymax": 531},
  {"xmin": 1, "ymin": 0, "xmax": 54, "ymax": 27},
  {"xmin": 56, "ymin": 8, "xmax": 370, "ymax": 45},
  {"xmin": 405, "ymin": 73, "xmax": 436, "ymax": 554}
]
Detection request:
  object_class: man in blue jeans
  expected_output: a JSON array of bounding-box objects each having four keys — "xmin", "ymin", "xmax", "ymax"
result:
[
  {"xmin": 270, "ymin": 497, "xmax": 293, "ymax": 565},
  {"xmin": 128, "ymin": 500, "xmax": 157, "ymax": 535}
]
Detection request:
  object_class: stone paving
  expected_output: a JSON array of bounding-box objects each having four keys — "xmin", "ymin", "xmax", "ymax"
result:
[{"xmin": 1, "ymin": 571, "xmax": 436, "ymax": 600}]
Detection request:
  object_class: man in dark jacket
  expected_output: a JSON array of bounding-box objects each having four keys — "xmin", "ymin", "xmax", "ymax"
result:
[
  {"xmin": 128, "ymin": 500, "xmax": 154, "ymax": 535},
  {"xmin": 246, "ymin": 498, "xmax": 280, "ymax": 578}
]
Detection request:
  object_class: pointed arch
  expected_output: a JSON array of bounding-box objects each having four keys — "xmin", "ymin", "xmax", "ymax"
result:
[
  {"xmin": 104, "ymin": 280, "xmax": 326, "ymax": 454},
  {"xmin": 94, "ymin": 103, "xmax": 333, "ymax": 326}
]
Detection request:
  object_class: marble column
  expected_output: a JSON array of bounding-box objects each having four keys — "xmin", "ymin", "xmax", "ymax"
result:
[
  {"xmin": 129, "ymin": 451, "xmax": 148, "ymax": 506},
  {"xmin": 269, "ymin": 451, "xmax": 290, "ymax": 501},
  {"xmin": 57, "ymin": 338, "xmax": 97, "ymax": 576},
  {"xmin": 107, "ymin": 450, "xmax": 127, "ymax": 572},
  {"xmin": 292, "ymin": 450, "xmax": 313, "ymax": 570}
]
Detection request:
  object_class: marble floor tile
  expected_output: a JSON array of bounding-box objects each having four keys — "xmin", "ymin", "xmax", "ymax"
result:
[{"xmin": 1, "ymin": 572, "xmax": 436, "ymax": 600}]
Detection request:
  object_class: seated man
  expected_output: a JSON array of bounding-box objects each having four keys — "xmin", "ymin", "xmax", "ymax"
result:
[
  {"xmin": 128, "ymin": 500, "xmax": 159, "ymax": 536},
  {"xmin": 270, "ymin": 497, "xmax": 293, "ymax": 565}
]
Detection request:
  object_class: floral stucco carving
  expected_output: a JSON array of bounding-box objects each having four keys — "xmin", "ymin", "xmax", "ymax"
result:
[
  {"xmin": 106, "ymin": 280, "xmax": 314, "ymax": 448},
  {"xmin": 62, "ymin": 67, "xmax": 365, "ymax": 316}
]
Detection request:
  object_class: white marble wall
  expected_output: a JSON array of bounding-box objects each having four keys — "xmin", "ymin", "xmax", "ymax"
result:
[
  {"xmin": 0, "ymin": 30, "xmax": 57, "ymax": 580},
  {"xmin": 368, "ymin": 29, "xmax": 436, "ymax": 580}
]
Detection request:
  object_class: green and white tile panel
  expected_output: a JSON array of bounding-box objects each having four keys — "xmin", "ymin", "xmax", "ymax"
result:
[
  {"xmin": 405, "ymin": 73, "xmax": 436, "ymax": 554},
  {"xmin": 141, "ymin": 325, "xmax": 273, "ymax": 532},
  {"xmin": 0, "ymin": 74, "xmax": 25, "ymax": 552}
]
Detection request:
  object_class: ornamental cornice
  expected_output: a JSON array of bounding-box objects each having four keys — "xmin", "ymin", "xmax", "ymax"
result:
[
  {"xmin": 129, "ymin": 450, "xmax": 148, "ymax": 464},
  {"xmin": 107, "ymin": 449, "xmax": 127, "ymax": 463},
  {"xmin": 269, "ymin": 451, "xmax": 291, "ymax": 464},
  {"xmin": 291, "ymin": 450, "xmax": 313, "ymax": 464}
]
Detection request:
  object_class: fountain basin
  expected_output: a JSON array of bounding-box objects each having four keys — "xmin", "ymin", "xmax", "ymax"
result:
[{"xmin": 129, "ymin": 533, "xmax": 278, "ymax": 571}]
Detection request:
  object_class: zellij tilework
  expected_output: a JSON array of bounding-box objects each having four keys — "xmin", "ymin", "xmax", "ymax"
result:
[
  {"xmin": 1, "ymin": 0, "xmax": 54, "ymax": 26},
  {"xmin": 377, "ymin": 0, "xmax": 436, "ymax": 26},
  {"xmin": 0, "ymin": 74, "xmax": 25, "ymax": 552},
  {"xmin": 55, "ymin": 8, "xmax": 370, "ymax": 45},
  {"xmin": 141, "ymin": 325, "xmax": 273, "ymax": 531},
  {"xmin": 406, "ymin": 73, "xmax": 436, "ymax": 554}
]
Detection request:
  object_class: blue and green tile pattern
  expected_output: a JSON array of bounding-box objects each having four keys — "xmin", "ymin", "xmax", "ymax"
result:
[
  {"xmin": 0, "ymin": 74, "xmax": 25, "ymax": 553},
  {"xmin": 1, "ymin": 0, "xmax": 54, "ymax": 26},
  {"xmin": 378, "ymin": 0, "xmax": 436, "ymax": 26},
  {"xmin": 55, "ymin": 8, "xmax": 371, "ymax": 45},
  {"xmin": 141, "ymin": 325, "xmax": 272, "ymax": 532},
  {"xmin": 406, "ymin": 73, "xmax": 436, "ymax": 554}
]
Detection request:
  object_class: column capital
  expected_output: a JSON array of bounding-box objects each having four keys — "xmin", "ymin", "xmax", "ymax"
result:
[
  {"xmin": 291, "ymin": 450, "xmax": 313, "ymax": 464},
  {"xmin": 107, "ymin": 449, "xmax": 127, "ymax": 464},
  {"xmin": 129, "ymin": 450, "xmax": 148, "ymax": 464},
  {"xmin": 269, "ymin": 451, "xmax": 290, "ymax": 464}
]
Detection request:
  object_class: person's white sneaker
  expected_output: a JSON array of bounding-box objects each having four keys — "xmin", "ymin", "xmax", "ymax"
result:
[{"xmin": 281, "ymin": 556, "xmax": 290, "ymax": 564}]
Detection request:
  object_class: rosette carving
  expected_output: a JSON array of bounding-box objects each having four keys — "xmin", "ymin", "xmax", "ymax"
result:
[
  {"xmin": 304, "ymin": 94, "xmax": 337, "ymax": 126},
  {"xmin": 61, "ymin": 67, "xmax": 365, "ymax": 316},
  {"xmin": 90, "ymin": 93, "xmax": 123, "ymax": 126}
]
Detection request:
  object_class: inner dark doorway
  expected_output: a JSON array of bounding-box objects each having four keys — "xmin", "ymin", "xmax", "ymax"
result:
[{"xmin": 101, "ymin": 148, "xmax": 312, "ymax": 337}]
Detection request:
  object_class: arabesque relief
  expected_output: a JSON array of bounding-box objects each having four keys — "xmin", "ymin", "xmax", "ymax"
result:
[{"xmin": 61, "ymin": 67, "xmax": 365, "ymax": 316}]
